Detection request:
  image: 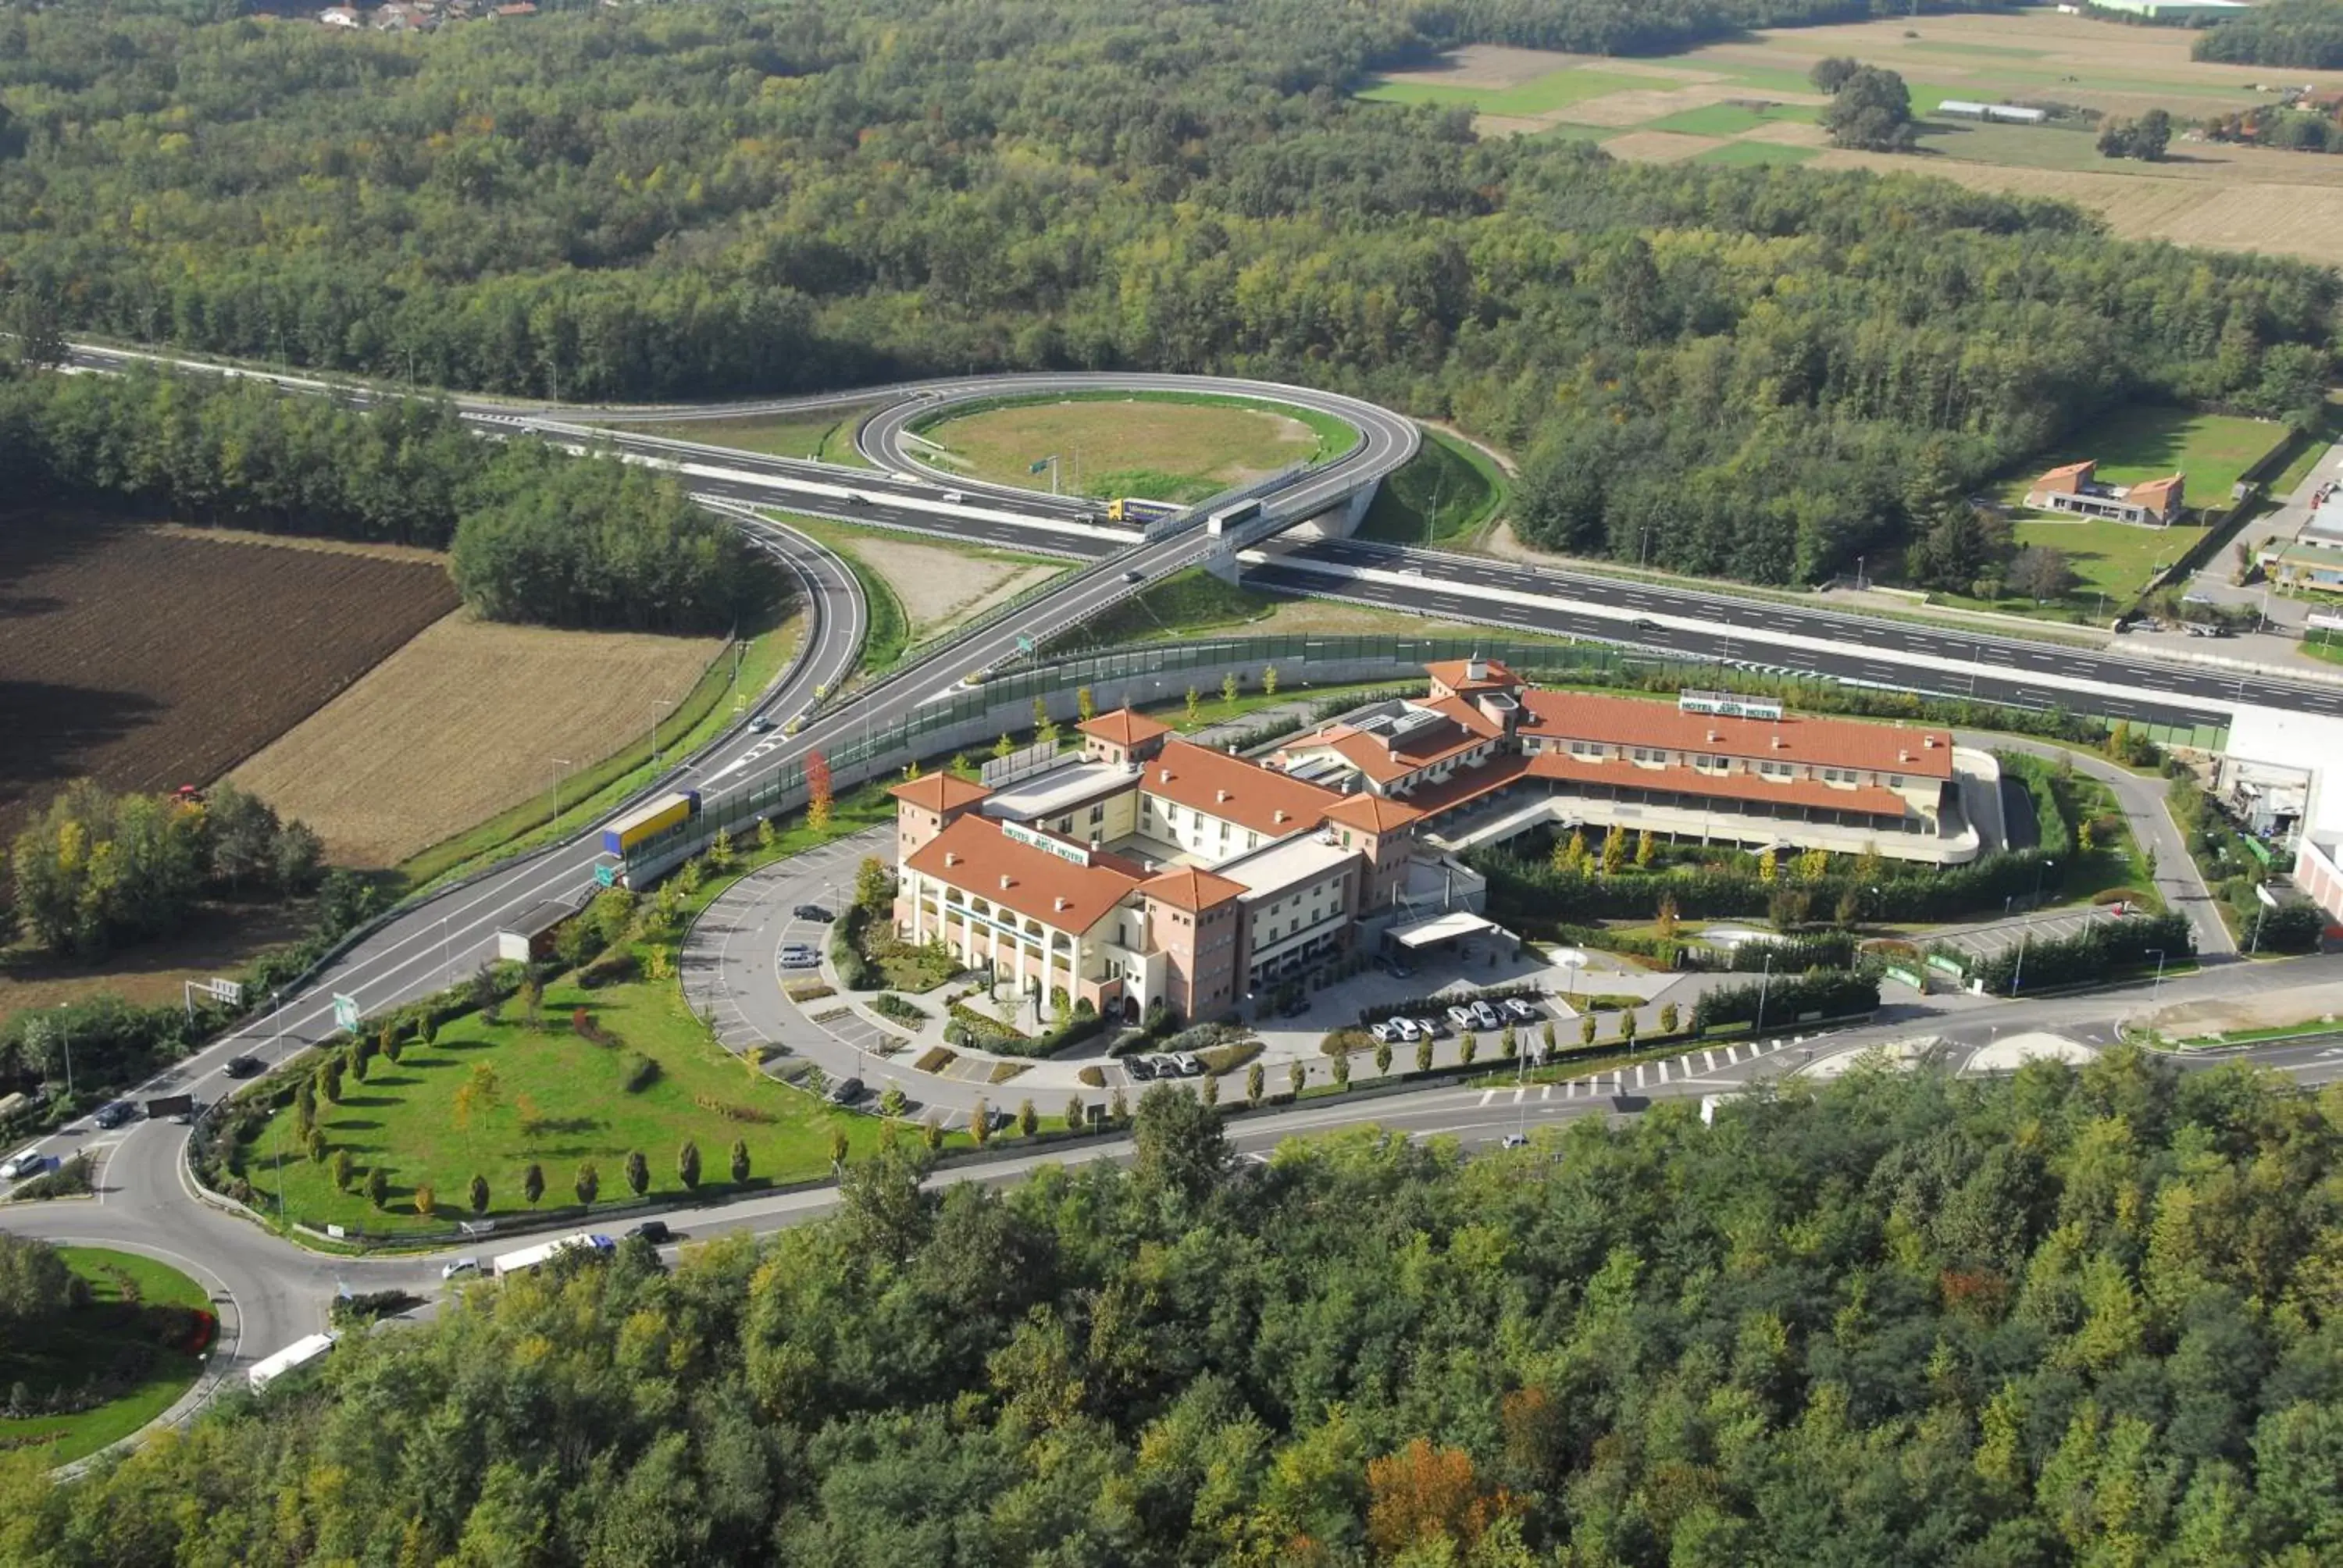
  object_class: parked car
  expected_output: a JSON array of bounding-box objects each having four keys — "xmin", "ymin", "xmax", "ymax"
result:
[
  {"xmin": 1471, "ymin": 1001, "xmax": 1501, "ymax": 1032},
  {"xmin": 221, "ymin": 1055, "xmax": 265, "ymax": 1079},
  {"xmin": 440, "ymin": 1257, "xmax": 480, "ymax": 1281},
  {"xmin": 826, "ymin": 1076, "xmax": 867, "ymax": 1106},
  {"xmin": 1446, "ymin": 1004, "xmax": 1478, "ymax": 1030},
  {"xmin": 1279, "ymin": 995, "xmax": 1310, "ymax": 1018},
  {"xmin": 793, "ymin": 903, "xmax": 834, "ymax": 922},
  {"xmin": 627, "ymin": 1220, "xmax": 672, "ymax": 1244},
  {"xmin": 1368, "ymin": 1022, "xmax": 1397, "ymax": 1045},
  {"xmin": 1413, "ymin": 1016, "xmax": 1446, "ymax": 1040},
  {"xmin": 1173, "ymin": 1053, "xmax": 1206, "ymax": 1078},
  {"xmin": 92, "ymin": 1101, "xmax": 134, "ymax": 1130},
  {"xmin": 1388, "ymin": 1016, "xmax": 1420, "ymax": 1042},
  {"xmin": 779, "ymin": 945, "xmax": 818, "ymax": 970},
  {"xmin": 1125, "ymin": 1055, "xmax": 1158, "ymax": 1080},
  {"xmin": 1384, "ymin": 958, "xmax": 1413, "ymax": 979},
  {"xmin": 1502, "ymin": 998, "xmax": 1541, "ymax": 1023}
]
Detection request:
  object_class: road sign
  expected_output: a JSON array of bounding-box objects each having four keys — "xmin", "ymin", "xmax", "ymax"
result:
[
  {"xmin": 1028, "ymin": 456, "xmax": 1055, "ymax": 474},
  {"xmin": 595, "ymin": 862, "xmax": 618, "ymax": 887},
  {"xmin": 198, "ymin": 977, "xmax": 244, "ymax": 1007},
  {"xmin": 331, "ymin": 993, "xmax": 359, "ymax": 1032},
  {"xmin": 1015, "ymin": 634, "xmax": 1035, "ymax": 654}
]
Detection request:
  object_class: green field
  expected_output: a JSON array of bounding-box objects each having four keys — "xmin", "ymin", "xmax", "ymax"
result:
[
  {"xmin": 1646, "ymin": 102, "xmax": 1815, "ymax": 137},
  {"xmin": 0, "ymin": 1248, "xmax": 209, "ymax": 1465},
  {"xmin": 1998, "ymin": 405, "xmax": 2288, "ymax": 509},
  {"xmin": 914, "ymin": 390, "xmax": 1353, "ymax": 504},
  {"xmin": 1357, "ymin": 427, "xmax": 1510, "ymax": 544},
  {"xmin": 623, "ymin": 404, "xmax": 877, "ymax": 466},
  {"xmin": 1359, "ymin": 67, "xmax": 1678, "ymax": 116}
]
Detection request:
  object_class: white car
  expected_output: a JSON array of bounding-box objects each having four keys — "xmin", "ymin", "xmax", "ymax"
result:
[
  {"xmin": 441, "ymin": 1257, "xmax": 480, "ymax": 1281},
  {"xmin": 1446, "ymin": 1004, "xmax": 1478, "ymax": 1031},
  {"xmin": 1388, "ymin": 1017, "xmax": 1420, "ymax": 1042},
  {"xmin": 1414, "ymin": 1016, "xmax": 1446, "ymax": 1040},
  {"xmin": 1503, "ymin": 998, "xmax": 1541, "ymax": 1023},
  {"xmin": 1369, "ymin": 1021, "xmax": 1397, "ymax": 1044},
  {"xmin": 940, "ymin": 489, "xmax": 966, "ymax": 503},
  {"xmin": 1471, "ymin": 1001, "xmax": 1501, "ymax": 1032},
  {"xmin": 779, "ymin": 945, "xmax": 819, "ymax": 970}
]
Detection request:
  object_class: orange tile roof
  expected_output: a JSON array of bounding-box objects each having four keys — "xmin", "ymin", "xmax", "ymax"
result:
[
  {"xmin": 905, "ymin": 815, "xmax": 1139, "ymax": 933},
  {"xmin": 2125, "ymin": 474, "xmax": 2184, "ymax": 514},
  {"xmin": 1322, "ymin": 794, "xmax": 1425, "ymax": 833},
  {"xmin": 1142, "ymin": 739, "xmax": 1341, "ymax": 837},
  {"xmin": 1079, "ymin": 709, "xmax": 1173, "ymax": 747},
  {"xmin": 1394, "ymin": 750, "xmax": 1916, "ymax": 821},
  {"xmin": 890, "ymin": 774, "xmax": 992, "ymax": 813},
  {"xmin": 1282, "ymin": 700, "xmax": 1496, "ymax": 786},
  {"xmin": 1139, "ymin": 865, "xmax": 1247, "ymax": 912},
  {"xmin": 1425, "ymin": 657, "xmax": 1519, "ymax": 694},
  {"xmin": 1514, "ymin": 690, "xmax": 1952, "ymax": 779},
  {"xmin": 2031, "ymin": 460, "xmax": 2095, "ymax": 494}
]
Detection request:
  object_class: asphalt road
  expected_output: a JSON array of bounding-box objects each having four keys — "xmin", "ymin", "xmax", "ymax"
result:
[{"xmin": 1255, "ymin": 536, "xmax": 2343, "ymax": 728}]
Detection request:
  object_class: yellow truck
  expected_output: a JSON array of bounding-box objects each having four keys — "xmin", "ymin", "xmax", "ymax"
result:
[{"xmin": 601, "ymin": 790, "xmax": 701, "ymax": 857}]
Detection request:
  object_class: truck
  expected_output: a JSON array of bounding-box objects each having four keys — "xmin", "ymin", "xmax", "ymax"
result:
[
  {"xmin": 248, "ymin": 1332, "xmax": 336, "ymax": 1393},
  {"xmin": 491, "ymin": 1231, "xmax": 614, "ymax": 1278},
  {"xmin": 1205, "ymin": 498, "xmax": 1264, "ymax": 536},
  {"xmin": 601, "ymin": 789, "xmax": 701, "ymax": 857},
  {"xmin": 145, "ymin": 1092, "xmax": 197, "ymax": 1121},
  {"xmin": 1107, "ymin": 497, "xmax": 1179, "ymax": 525}
]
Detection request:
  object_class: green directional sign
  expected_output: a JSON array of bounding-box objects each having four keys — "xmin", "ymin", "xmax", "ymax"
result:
[
  {"xmin": 1016, "ymin": 634, "xmax": 1035, "ymax": 654},
  {"xmin": 1028, "ymin": 456, "xmax": 1056, "ymax": 474},
  {"xmin": 331, "ymin": 992, "xmax": 359, "ymax": 1032},
  {"xmin": 595, "ymin": 862, "xmax": 618, "ymax": 888}
]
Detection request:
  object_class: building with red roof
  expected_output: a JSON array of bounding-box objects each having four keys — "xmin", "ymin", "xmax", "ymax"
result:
[{"xmin": 2023, "ymin": 458, "xmax": 2186, "ymax": 527}]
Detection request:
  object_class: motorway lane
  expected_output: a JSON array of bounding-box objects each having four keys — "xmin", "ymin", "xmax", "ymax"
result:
[{"xmin": 1275, "ymin": 537, "xmax": 2343, "ymax": 723}]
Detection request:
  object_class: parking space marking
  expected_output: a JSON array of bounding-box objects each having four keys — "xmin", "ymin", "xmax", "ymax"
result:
[{"xmin": 1703, "ymin": 1050, "xmax": 1718, "ymax": 1071}]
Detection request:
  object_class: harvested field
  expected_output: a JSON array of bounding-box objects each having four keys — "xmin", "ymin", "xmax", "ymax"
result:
[
  {"xmin": 0, "ymin": 897, "xmax": 316, "ymax": 1021},
  {"xmin": 812, "ymin": 531, "xmax": 1059, "ymax": 634},
  {"xmin": 0, "ymin": 515, "xmax": 457, "ymax": 846},
  {"xmin": 227, "ymin": 610, "xmax": 726, "ymax": 868}
]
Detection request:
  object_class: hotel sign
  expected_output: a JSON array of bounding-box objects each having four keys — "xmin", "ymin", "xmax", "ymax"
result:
[
  {"xmin": 1678, "ymin": 690, "xmax": 1783, "ymax": 722},
  {"xmin": 1000, "ymin": 819, "xmax": 1090, "ymax": 865}
]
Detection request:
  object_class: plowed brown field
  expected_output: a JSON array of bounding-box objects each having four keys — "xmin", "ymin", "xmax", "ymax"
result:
[{"xmin": 0, "ymin": 515, "xmax": 457, "ymax": 843}]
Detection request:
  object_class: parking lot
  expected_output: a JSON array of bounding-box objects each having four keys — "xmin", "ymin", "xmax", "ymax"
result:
[{"xmin": 1924, "ymin": 906, "xmax": 2120, "ymax": 965}]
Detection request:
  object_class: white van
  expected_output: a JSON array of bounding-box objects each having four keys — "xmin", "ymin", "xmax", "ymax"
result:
[{"xmin": 2, "ymin": 1148, "xmax": 55, "ymax": 1181}]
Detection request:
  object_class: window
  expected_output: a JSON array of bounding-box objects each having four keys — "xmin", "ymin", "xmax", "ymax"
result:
[
  {"xmin": 1571, "ymin": 741, "xmax": 1603, "ymax": 760},
  {"xmin": 1089, "ymin": 804, "xmax": 1105, "ymax": 825},
  {"xmin": 1889, "ymin": 775, "xmax": 1905, "ymax": 789}
]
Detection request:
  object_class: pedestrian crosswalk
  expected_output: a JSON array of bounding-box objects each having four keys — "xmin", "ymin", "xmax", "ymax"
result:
[{"xmin": 1472, "ymin": 1031, "xmax": 1816, "ymax": 1107}]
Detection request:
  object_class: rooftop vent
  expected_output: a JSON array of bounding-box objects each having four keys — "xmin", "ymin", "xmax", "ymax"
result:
[
  {"xmin": 1274, "ymin": 810, "xmax": 1288, "ymax": 824},
  {"xmin": 1158, "ymin": 768, "xmax": 1172, "ymax": 783},
  {"xmin": 1707, "ymin": 730, "xmax": 1721, "ymax": 743},
  {"xmin": 1465, "ymin": 656, "xmax": 1488, "ymax": 681},
  {"xmin": 1217, "ymin": 789, "xmax": 1229, "ymax": 803},
  {"xmin": 1923, "ymin": 735, "xmax": 1938, "ymax": 749},
  {"xmin": 943, "ymin": 852, "xmax": 958, "ymax": 867},
  {"xmin": 1771, "ymin": 735, "xmax": 1787, "ymax": 750},
  {"xmin": 1899, "ymin": 750, "xmax": 1911, "ymax": 763},
  {"xmin": 999, "ymin": 875, "xmax": 1014, "ymax": 890},
  {"xmin": 1054, "ymin": 896, "xmax": 1069, "ymax": 912}
]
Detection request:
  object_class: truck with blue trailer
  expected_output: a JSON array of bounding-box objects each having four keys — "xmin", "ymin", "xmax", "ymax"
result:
[{"xmin": 601, "ymin": 789, "xmax": 701, "ymax": 859}]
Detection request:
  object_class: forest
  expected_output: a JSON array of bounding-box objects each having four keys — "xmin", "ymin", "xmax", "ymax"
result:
[
  {"xmin": 0, "ymin": 365, "xmax": 775, "ymax": 633},
  {"xmin": 5, "ymin": 1060, "xmax": 2341, "ymax": 1564},
  {"xmin": 0, "ymin": 0, "xmax": 2332, "ymax": 583},
  {"xmin": 2192, "ymin": 0, "xmax": 2343, "ymax": 71}
]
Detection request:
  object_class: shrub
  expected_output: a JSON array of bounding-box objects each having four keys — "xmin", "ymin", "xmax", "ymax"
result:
[
  {"xmin": 871, "ymin": 993, "xmax": 929, "ymax": 1025},
  {"xmin": 1693, "ymin": 971, "xmax": 1881, "ymax": 1031},
  {"xmin": 619, "ymin": 1053, "xmax": 659, "ymax": 1093}
]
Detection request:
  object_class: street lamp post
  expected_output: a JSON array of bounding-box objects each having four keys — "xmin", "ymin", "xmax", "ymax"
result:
[
  {"xmin": 650, "ymin": 699, "xmax": 673, "ymax": 767},
  {"xmin": 1753, "ymin": 951, "xmax": 1774, "ymax": 1040},
  {"xmin": 2249, "ymin": 900, "xmax": 2267, "ymax": 956},
  {"xmin": 53, "ymin": 1004, "xmax": 73, "ymax": 1100},
  {"xmin": 2149, "ymin": 947, "xmax": 2168, "ymax": 1005},
  {"xmin": 270, "ymin": 989, "xmax": 284, "ymax": 1061},
  {"xmin": 550, "ymin": 756, "xmax": 574, "ymax": 836},
  {"xmin": 2011, "ymin": 926, "xmax": 2031, "ymax": 996}
]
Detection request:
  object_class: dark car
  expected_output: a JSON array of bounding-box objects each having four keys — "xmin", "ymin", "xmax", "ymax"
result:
[
  {"xmin": 1279, "ymin": 996, "xmax": 1311, "ymax": 1017},
  {"xmin": 627, "ymin": 1220, "xmax": 672, "ymax": 1245},
  {"xmin": 1123, "ymin": 569, "xmax": 1144, "ymax": 583},
  {"xmin": 793, "ymin": 903, "xmax": 834, "ymax": 922},
  {"xmin": 221, "ymin": 1055, "xmax": 265, "ymax": 1079},
  {"xmin": 92, "ymin": 1101, "xmax": 134, "ymax": 1129},
  {"xmin": 826, "ymin": 1076, "xmax": 867, "ymax": 1106}
]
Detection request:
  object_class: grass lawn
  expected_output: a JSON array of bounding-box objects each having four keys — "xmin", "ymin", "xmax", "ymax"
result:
[
  {"xmin": 913, "ymin": 391, "xmax": 1353, "ymax": 503},
  {"xmin": 1996, "ymin": 406, "xmax": 2286, "ymax": 509},
  {"xmin": 1056, "ymin": 566, "xmax": 1275, "ymax": 646},
  {"xmin": 1692, "ymin": 141, "xmax": 1821, "ymax": 167},
  {"xmin": 1360, "ymin": 66, "xmax": 1679, "ymax": 117},
  {"xmin": 622, "ymin": 404, "xmax": 879, "ymax": 466},
  {"xmin": 1357, "ymin": 428, "xmax": 1510, "ymax": 545},
  {"xmin": 1644, "ymin": 103, "xmax": 1775, "ymax": 137},
  {"xmin": 0, "ymin": 1248, "xmax": 209, "ymax": 1466},
  {"xmin": 1911, "ymin": 119, "xmax": 2108, "ymax": 173}
]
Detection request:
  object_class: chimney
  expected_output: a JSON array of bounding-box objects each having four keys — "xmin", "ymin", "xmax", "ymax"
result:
[
  {"xmin": 1923, "ymin": 735, "xmax": 1938, "ymax": 749},
  {"xmin": 1217, "ymin": 789, "xmax": 1229, "ymax": 803},
  {"xmin": 1771, "ymin": 735, "xmax": 1786, "ymax": 750},
  {"xmin": 1158, "ymin": 768, "xmax": 1171, "ymax": 783},
  {"xmin": 1274, "ymin": 809, "xmax": 1287, "ymax": 824},
  {"xmin": 1465, "ymin": 656, "xmax": 1487, "ymax": 682},
  {"xmin": 1706, "ymin": 729, "xmax": 1720, "ymax": 743},
  {"xmin": 999, "ymin": 875, "xmax": 1013, "ymax": 889},
  {"xmin": 1054, "ymin": 896, "xmax": 1069, "ymax": 912},
  {"xmin": 943, "ymin": 852, "xmax": 958, "ymax": 867},
  {"xmin": 1899, "ymin": 750, "xmax": 1912, "ymax": 764}
]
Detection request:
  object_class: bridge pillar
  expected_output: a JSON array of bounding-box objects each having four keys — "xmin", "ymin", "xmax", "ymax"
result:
[{"xmin": 1203, "ymin": 540, "xmax": 1243, "ymax": 587}]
